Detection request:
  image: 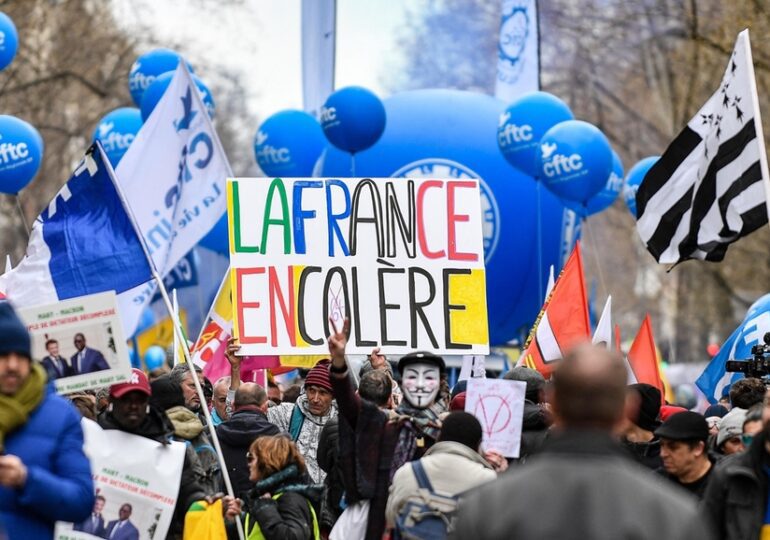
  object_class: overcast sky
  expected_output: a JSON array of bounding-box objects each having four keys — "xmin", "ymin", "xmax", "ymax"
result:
[{"xmin": 112, "ymin": 0, "xmax": 414, "ymax": 120}]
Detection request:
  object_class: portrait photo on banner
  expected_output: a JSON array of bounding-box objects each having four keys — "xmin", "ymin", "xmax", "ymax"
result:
[{"xmin": 16, "ymin": 291, "xmax": 133, "ymax": 393}]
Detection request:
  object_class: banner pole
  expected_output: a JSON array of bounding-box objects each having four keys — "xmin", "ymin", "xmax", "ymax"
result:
[{"xmin": 100, "ymin": 141, "xmax": 245, "ymax": 539}]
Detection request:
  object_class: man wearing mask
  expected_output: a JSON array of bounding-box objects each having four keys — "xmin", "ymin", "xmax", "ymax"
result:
[
  {"xmin": 0, "ymin": 303, "xmax": 94, "ymax": 538},
  {"xmin": 326, "ymin": 319, "xmax": 453, "ymax": 540}
]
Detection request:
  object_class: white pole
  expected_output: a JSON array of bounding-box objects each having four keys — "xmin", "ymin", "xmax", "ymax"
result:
[{"xmin": 99, "ymin": 141, "xmax": 245, "ymax": 539}]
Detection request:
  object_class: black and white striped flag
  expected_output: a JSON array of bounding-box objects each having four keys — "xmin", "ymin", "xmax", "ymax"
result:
[{"xmin": 636, "ymin": 29, "xmax": 770, "ymax": 264}]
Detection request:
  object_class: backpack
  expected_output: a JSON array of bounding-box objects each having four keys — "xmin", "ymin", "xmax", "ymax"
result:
[{"xmin": 393, "ymin": 460, "xmax": 462, "ymax": 540}]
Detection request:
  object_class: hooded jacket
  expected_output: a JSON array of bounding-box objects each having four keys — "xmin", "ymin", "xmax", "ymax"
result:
[
  {"xmin": 518, "ymin": 399, "xmax": 551, "ymax": 460},
  {"xmin": 386, "ymin": 441, "xmax": 496, "ymax": 526},
  {"xmin": 0, "ymin": 385, "xmax": 93, "ymax": 539},
  {"xmin": 165, "ymin": 405, "xmax": 222, "ymax": 493},
  {"xmin": 98, "ymin": 406, "xmax": 207, "ymax": 539},
  {"xmin": 267, "ymin": 395, "xmax": 338, "ymax": 483},
  {"xmin": 216, "ymin": 407, "xmax": 281, "ymax": 498}
]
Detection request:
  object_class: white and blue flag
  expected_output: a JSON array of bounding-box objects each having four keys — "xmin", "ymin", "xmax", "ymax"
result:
[
  {"xmin": 115, "ymin": 63, "xmax": 232, "ymax": 337},
  {"xmin": 495, "ymin": 0, "xmax": 540, "ymax": 102},
  {"xmin": 0, "ymin": 143, "xmax": 152, "ymax": 305},
  {"xmin": 696, "ymin": 293, "xmax": 770, "ymax": 403}
]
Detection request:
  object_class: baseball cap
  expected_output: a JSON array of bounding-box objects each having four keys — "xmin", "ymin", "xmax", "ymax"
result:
[{"xmin": 109, "ymin": 368, "xmax": 151, "ymax": 399}]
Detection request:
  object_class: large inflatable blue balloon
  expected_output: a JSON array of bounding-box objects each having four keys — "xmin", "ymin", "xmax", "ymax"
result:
[
  {"xmin": 0, "ymin": 115, "xmax": 43, "ymax": 194},
  {"xmin": 0, "ymin": 12, "xmax": 18, "ymax": 71},
  {"xmin": 318, "ymin": 89, "xmax": 569, "ymax": 345},
  {"xmin": 255, "ymin": 110, "xmax": 326, "ymax": 177},
  {"xmin": 140, "ymin": 71, "xmax": 215, "ymax": 121},
  {"xmin": 128, "ymin": 48, "xmax": 194, "ymax": 107},
  {"xmin": 497, "ymin": 91, "xmax": 573, "ymax": 178},
  {"xmin": 199, "ymin": 212, "xmax": 228, "ymax": 255},
  {"xmin": 92, "ymin": 107, "xmax": 142, "ymax": 166},
  {"xmin": 144, "ymin": 345, "xmax": 166, "ymax": 371},
  {"xmin": 539, "ymin": 120, "xmax": 612, "ymax": 204},
  {"xmin": 565, "ymin": 150, "xmax": 624, "ymax": 217},
  {"xmin": 321, "ymin": 86, "xmax": 386, "ymax": 154},
  {"xmin": 623, "ymin": 156, "xmax": 659, "ymax": 218}
]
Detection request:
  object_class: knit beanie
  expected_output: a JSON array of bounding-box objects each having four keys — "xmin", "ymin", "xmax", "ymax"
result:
[
  {"xmin": 704, "ymin": 404, "xmax": 729, "ymax": 418},
  {"xmin": 439, "ymin": 411, "xmax": 482, "ymax": 451},
  {"xmin": 717, "ymin": 408, "xmax": 747, "ymax": 447},
  {"xmin": 449, "ymin": 392, "xmax": 467, "ymax": 412},
  {"xmin": 628, "ymin": 383, "xmax": 661, "ymax": 432},
  {"xmin": 149, "ymin": 376, "xmax": 185, "ymax": 411},
  {"xmin": 304, "ymin": 359, "xmax": 332, "ymax": 392},
  {"xmin": 0, "ymin": 302, "xmax": 31, "ymax": 359}
]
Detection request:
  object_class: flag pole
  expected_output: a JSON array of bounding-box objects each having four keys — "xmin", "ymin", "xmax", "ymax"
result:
[
  {"xmin": 743, "ymin": 29, "xmax": 770, "ymax": 230},
  {"xmin": 172, "ymin": 288, "xmax": 181, "ymax": 366},
  {"xmin": 99, "ymin": 141, "xmax": 245, "ymax": 540}
]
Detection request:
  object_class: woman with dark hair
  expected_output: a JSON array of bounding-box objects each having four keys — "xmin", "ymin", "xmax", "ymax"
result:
[{"xmin": 233, "ymin": 435, "xmax": 322, "ymax": 540}]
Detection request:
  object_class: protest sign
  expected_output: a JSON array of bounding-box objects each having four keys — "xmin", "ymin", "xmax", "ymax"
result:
[
  {"xmin": 465, "ymin": 378, "xmax": 526, "ymax": 458},
  {"xmin": 55, "ymin": 419, "xmax": 185, "ymax": 540},
  {"xmin": 17, "ymin": 291, "xmax": 132, "ymax": 393},
  {"xmin": 228, "ymin": 177, "xmax": 489, "ymax": 355}
]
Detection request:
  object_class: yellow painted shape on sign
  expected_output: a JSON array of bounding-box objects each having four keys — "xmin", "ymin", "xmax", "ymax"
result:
[
  {"xmin": 292, "ymin": 265, "xmax": 312, "ymax": 348},
  {"xmin": 280, "ymin": 355, "xmax": 327, "ymax": 368},
  {"xmin": 226, "ymin": 180, "xmax": 235, "ymax": 255},
  {"xmin": 447, "ymin": 269, "xmax": 488, "ymax": 345},
  {"xmin": 213, "ymin": 268, "xmax": 233, "ymax": 322},
  {"xmin": 135, "ymin": 310, "xmax": 187, "ymax": 358},
  {"xmin": 230, "ymin": 268, "xmax": 240, "ymax": 340}
]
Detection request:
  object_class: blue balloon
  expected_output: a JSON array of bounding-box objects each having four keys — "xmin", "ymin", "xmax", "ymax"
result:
[
  {"xmin": 623, "ymin": 156, "xmax": 659, "ymax": 218},
  {"xmin": 140, "ymin": 71, "xmax": 215, "ymax": 122},
  {"xmin": 321, "ymin": 86, "xmax": 386, "ymax": 154},
  {"xmin": 255, "ymin": 110, "xmax": 326, "ymax": 177},
  {"xmin": 539, "ymin": 120, "xmax": 613, "ymax": 204},
  {"xmin": 128, "ymin": 48, "xmax": 194, "ymax": 107},
  {"xmin": 0, "ymin": 115, "xmax": 44, "ymax": 194},
  {"xmin": 318, "ymin": 89, "xmax": 569, "ymax": 345},
  {"xmin": 144, "ymin": 345, "xmax": 166, "ymax": 371},
  {"xmin": 497, "ymin": 91, "xmax": 574, "ymax": 178},
  {"xmin": 199, "ymin": 212, "xmax": 228, "ymax": 255},
  {"xmin": 92, "ymin": 107, "xmax": 142, "ymax": 166},
  {"xmin": 0, "ymin": 12, "xmax": 18, "ymax": 71},
  {"xmin": 565, "ymin": 150, "xmax": 624, "ymax": 216}
]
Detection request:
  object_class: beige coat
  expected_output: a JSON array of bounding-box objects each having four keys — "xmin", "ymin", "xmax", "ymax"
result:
[{"xmin": 386, "ymin": 441, "xmax": 497, "ymax": 527}]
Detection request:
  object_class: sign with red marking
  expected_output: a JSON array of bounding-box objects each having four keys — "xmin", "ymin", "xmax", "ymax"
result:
[{"xmin": 465, "ymin": 378, "xmax": 526, "ymax": 458}]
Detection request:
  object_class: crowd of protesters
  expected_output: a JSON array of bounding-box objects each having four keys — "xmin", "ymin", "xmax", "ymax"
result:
[{"xmin": 2, "ymin": 302, "xmax": 770, "ymax": 539}]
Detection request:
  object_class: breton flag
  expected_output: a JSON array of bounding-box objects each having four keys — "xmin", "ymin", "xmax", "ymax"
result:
[
  {"xmin": 521, "ymin": 242, "xmax": 591, "ymax": 377},
  {"xmin": 636, "ymin": 29, "xmax": 770, "ymax": 264},
  {"xmin": 0, "ymin": 143, "xmax": 152, "ymax": 305},
  {"xmin": 116, "ymin": 63, "xmax": 233, "ymax": 337}
]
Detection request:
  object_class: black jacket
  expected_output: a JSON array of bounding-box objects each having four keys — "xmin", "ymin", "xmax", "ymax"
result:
[
  {"xmin": 216, "ymin": 407, "xmax": 280, "ymax": 499},
  {"xmin": 702, "ymin": 432, "xmax": 770, "ymax": 540},
  {"xmin": 317, "ymin": 416, "xmax": 344, "ymax": 531},
  {"xmin": 453, "ymin": 430, "xmax": 714, "ymax": 540},
  {"xmin": 623, "ymin": 437, "xmax": 662, "ymax": 470},
  {"xmin": 518, "ymin": 400, "xmax": 551, "ymax": 460},
  {"xmin": 234, "ymin": 465, "xmax": 322, "ymax": 540},
  {"xmin": 98, "ymin": 407, "xmax": 208, "ymax": 539}
]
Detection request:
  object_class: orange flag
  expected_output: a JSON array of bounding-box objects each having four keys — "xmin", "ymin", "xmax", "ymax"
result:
[
  {"xmin": 628, "ymin": 314, "xmax": 664, "ymax": 400},
  {"xmin": 521, "ymin": 242, "xmax": 591, "ymax": 378},
  {"xmin": 614, "ymin": 324, "xmax": 622, "ymax": 354}
]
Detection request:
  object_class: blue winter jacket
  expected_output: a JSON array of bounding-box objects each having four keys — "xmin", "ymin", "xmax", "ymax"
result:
[{"xmin": 0, "ymin": 384, "xmax": 94, "ymax": 539}]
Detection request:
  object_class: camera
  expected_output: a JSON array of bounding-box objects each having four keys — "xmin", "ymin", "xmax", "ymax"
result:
[{"xmin": 725, "ymin": 331, "xmax": 770, "ymax": 378}]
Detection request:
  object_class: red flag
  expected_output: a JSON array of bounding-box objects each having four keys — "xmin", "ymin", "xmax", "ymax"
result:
[
  {"xmin": 614, "ymin": 324, "xmax": 622, "ymax": 354},
  {"xmin": 628, "ymin": 314, "xmax": 664, "ymax": 400},
  {"xmin": 521, "ymin": 242, "xmax": 591, "ymax": 378}
]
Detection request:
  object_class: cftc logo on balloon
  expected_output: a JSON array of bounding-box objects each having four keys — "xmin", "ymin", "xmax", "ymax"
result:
[
  {"xmin": 319, "ymin": 106, "xmax": 337, "ymax": 126},
  {"xmin": 97, "ymin": 122, "xmax": 134, "ymax": 152},
  {"xmin": 255, "ymin": 131, "xmax": 290, "ymax": 165},
  {"xmin": 392, "ymin": 158, "xmax": 500, "ymax": 263},
  {"xmin": 497, "ymin": 112, "xmax": 533, "ymax": 146},
  {"xmin": 541, "ymin": 142, "xmax": 584, "ymax": 179}
]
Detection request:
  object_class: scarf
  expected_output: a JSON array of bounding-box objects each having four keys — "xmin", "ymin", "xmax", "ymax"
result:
[
  {"xmin": 389, "ymin": 400, "xmax": 445, "ymax": 480},
  {"xmin": 0, "ymin": 363, "xmax": 47, "ymax": 452},
  {"xmin": 165, "ymin": 405, "xmax": 204, "ymax": 440}
]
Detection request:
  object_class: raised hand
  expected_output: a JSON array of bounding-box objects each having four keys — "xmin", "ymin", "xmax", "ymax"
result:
[
  {"xmin": 369, "ymin": 347, "xmax": 388, "ymax": 370},
  {"xmin": 328, "ymin": 317, "xmax": 350, "ymax": 368}
]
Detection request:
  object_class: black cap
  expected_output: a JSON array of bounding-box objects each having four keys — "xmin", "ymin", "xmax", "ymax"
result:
[
  {"xmin": 654, "ymin": 411, "xmax": 709, "ymax": 442},
  {"xmin": 398, "ymin": 351, "xmax": 445, "ymax": 376}
]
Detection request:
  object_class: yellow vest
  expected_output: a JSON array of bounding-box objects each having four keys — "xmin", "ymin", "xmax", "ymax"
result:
[{"xmin": 244, "ymin": 493, "xmax": 320, "ymax": 540}]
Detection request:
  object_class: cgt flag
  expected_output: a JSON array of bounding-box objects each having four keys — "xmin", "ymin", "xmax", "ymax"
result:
[
  {"xmin": 521, "ymin": 241, "xmax": 591, "ymax": 377},
  {"xmin": 0, "ymin": 143, "xmax": 152, "ymax": 305},
  {"xmin": 636, "ymin": 29, "xmax": 770, "ymax": 264},
  {"xmin": 116, "ymin": 63, "xmax": 232, "ymax": 337}
]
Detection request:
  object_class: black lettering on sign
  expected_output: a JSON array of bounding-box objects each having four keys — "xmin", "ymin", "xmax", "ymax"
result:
[
  {"xmin": 297, "ymin": 266, "xmax": 323, "ymax": 346},
  {"xmin": 385, "ymin": 180, "xmax": 416, "ymax": 258},
  {"xmin": 408, "ymin": 267, "xmax": 438, "ymax": 349},
  {"xmin": 351, "ymin": 267, "xmax": 376, "ymax": 348},
  {"xmin": 378, "ymin": 267, "xmax": 407, "ymax": 346},
  {"xmin": 349, "ymin": 179, "xmax": 385, "ymax": 257}
]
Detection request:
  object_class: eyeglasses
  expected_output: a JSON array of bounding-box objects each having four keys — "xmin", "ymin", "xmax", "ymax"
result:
[{"xmin": 246, "ymin": 452, "xmax": 255, "ymax": 464}]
